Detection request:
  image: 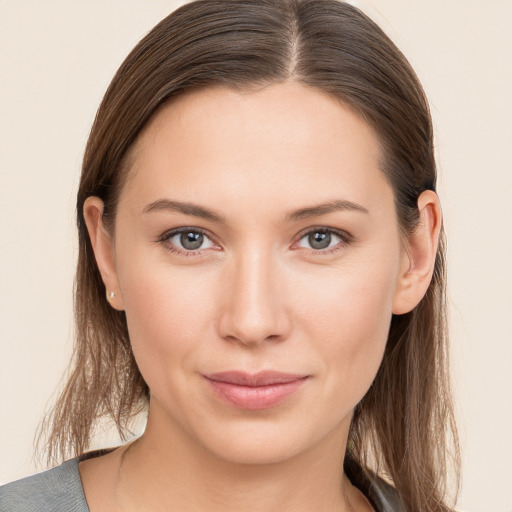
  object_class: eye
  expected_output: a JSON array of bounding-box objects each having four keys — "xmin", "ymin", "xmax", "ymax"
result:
[
  {"xmin": 295, "ymin": 228, "xmax": 349, "ymax": 252},
  {"xmin": 162, "ymin": 228, "xmax": 217, "ymax": 253}
]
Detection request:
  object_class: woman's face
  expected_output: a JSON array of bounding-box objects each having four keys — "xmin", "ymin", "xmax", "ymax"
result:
[{"xmin": 105, "ymin": 82, "xmax": 410, "ymax": 464}]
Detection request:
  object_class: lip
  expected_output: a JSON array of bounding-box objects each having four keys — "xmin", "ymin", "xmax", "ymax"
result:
[{"xmin": 203, "ymin": 371, "xmax": 309, "ymax": 410}]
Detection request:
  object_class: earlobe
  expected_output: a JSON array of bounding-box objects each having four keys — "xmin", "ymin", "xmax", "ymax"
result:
[
  {"xmin": 83, "ymin": 197, "xmax": 125, "ymax": 311},
  {"xmin": 392, "ymin": 190, "xmax": 442, "ymax": 315}
]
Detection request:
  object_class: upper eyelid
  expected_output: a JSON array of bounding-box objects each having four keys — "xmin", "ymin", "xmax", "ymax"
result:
[
  {"xmin": 294, "ymin": 226, "xmax": 353, "ymax": 243},
  {"xmin": 160, "ymin": 226, "xmax": 215, "ymax": 242},
  {"xmin": 158, "ymin": 227, "xmax": 219, "ymax": 251}
]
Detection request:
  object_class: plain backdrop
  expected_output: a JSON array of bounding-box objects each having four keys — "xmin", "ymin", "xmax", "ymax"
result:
[{"xmin": 1, "ymin": 1, "xmax": 511, "ymax": 511}]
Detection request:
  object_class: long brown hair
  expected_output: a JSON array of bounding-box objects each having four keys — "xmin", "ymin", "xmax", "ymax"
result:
[{"xmin": 39, "ymin": 1, "xmax": 460, "ymax": 510}]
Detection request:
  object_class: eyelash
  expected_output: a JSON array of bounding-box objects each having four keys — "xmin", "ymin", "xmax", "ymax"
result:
[
  {"xmin": 293, "ymin": 226, "xmax": 353, "ymax": 255},
  {"xmin": 158, "ymin": 227, "xmax": 218, "ymax": 257},
  {"xmin": 158, "ymin": 226, "xmax": 353, "ymax": 257}
]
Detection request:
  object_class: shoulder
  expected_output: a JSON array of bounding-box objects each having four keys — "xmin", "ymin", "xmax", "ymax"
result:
[{"xmin": 0, "ymin": 459, "xmax": 89, "ymax": 512}]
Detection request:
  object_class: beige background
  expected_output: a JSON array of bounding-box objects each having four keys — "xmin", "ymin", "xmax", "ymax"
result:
[{"xmin": 1, "ymin": 1, "xmax": 511, "ymax": 511}]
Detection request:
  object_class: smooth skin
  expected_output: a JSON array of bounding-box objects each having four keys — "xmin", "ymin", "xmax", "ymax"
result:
[{"xmin": 81, "ymin": 82, "xmax": 441, "ymax": 511}]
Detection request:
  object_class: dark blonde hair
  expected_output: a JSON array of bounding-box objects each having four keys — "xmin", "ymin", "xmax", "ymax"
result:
[{"xmin": 40, "ymin": 1, "xmax": 460, "ymax": 510}]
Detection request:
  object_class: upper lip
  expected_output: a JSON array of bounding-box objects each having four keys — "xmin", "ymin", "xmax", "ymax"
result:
[{"xmin": 204, "ymin": 371, "xmax": 308, "ymax": 387}]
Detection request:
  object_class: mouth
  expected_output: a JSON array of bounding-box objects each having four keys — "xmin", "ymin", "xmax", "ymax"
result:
[{"xmin": 203, "ymin": 371, "xmax": 309, "ymax": 410}]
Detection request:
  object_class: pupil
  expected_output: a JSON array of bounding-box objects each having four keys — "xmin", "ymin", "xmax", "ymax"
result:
[
  {"xmin": 181, "ymin": 232, "xmax": 203, "ymax": 250},
  {"xmin": 309, "ymin": 231, "xmax": 331, "ymax": 249}
]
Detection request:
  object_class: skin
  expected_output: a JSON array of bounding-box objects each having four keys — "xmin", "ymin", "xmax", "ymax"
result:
[{"xmin": 81, "ymin": 82, "xmax": 441, "ymax": 511}]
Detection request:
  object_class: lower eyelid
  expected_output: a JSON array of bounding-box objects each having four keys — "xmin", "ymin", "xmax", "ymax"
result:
[
  {"xmin": 170, "ymin": 232, "xmax": 215, "ymax": 249},
  {"xmin": 294, "ymin": 229, "xmax": 352, "ymax": 250},
  {"xmin": 158, "ymin": 227, "xmax": 221, "ymax": 255}
]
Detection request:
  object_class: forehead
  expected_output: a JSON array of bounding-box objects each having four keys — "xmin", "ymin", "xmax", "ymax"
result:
[{"xmin": 120, "ymin": 82, "xmax": 391, "ymax": 216}]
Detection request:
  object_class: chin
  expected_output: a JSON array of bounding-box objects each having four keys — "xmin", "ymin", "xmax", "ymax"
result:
[
  {"xmin": 204, "ymin": 431, "xmax": 306, "ymax": 466},
  {"xmin": 192, "ymin": 413, "xmax": 347, "ymax": 467}
]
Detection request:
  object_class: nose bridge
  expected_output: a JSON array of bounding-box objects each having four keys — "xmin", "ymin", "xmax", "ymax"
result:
[{"xmin": 219, "ymin": 243, "xmax": 288, "ymax": 346}]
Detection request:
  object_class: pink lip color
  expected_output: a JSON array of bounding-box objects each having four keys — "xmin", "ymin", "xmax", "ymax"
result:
[{"xmin": 204, "ymin": 371, "xmax": 308, "ymax": 410}]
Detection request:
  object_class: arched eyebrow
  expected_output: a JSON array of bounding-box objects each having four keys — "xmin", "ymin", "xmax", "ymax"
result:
[
  {"xmin": 285, "ymin": 200, "xmax": 369, "ymax": 222},
  {"xmin": 143, "ymin": 199, "xmax": 225, "ymax": 223},
  {"xmin": 142, "ymin": 198, "xmax": 368, "ymax": 224}
]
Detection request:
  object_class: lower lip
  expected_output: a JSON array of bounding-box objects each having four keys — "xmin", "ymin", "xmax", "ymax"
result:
[{"xmin": 205, "ymin": 378, "xmax": 308, "ymax": 410}]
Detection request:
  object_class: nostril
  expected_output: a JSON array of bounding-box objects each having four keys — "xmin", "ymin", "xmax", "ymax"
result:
[
  {"xmin": 222, "ymin": 332, "xmax": 284, "ymax": 348},
  {"xmin": 216, "ymin": 258, "xmax": 292, "ymax": 346}
]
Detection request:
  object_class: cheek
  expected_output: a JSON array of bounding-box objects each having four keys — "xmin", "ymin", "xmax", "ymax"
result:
[
  {"xmin": 292, "ymin": 256, "xmax": 400, "ymax": 401},
  {"xmin": 117, "ymin": 255, "xmax": 219, "ymax": 387}
]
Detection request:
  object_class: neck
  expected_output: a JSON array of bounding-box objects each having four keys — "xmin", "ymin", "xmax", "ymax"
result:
[{"xmin": 113, "ymin": 401, "xmax": 368, "ymax": 512}]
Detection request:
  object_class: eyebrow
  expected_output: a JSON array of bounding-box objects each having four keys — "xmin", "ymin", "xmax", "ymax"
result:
[
  {"xmin": 285, "ymin": 199, "xmax": 369, "ymax": 222},
  {"xmin": 142, "ymin": 198, "xmax": 369, "ymax": 224},
  {"xmin": 143, "ymin": 199, "xmax": 226, "ymax": 223}
]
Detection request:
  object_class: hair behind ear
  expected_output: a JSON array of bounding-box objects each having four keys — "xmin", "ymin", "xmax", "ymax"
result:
[{"xmin": 350, "ymin": 228, "xmax": 460, "ymax": 511}]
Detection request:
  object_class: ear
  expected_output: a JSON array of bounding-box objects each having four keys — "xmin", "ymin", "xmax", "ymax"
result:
[
  {"xmin": 392, "ymin": 190, "xmax": 442, "ymax": 315},
  {"xmin": 83, "ymin": 196, "xmax": 125, "ymax": 311}
]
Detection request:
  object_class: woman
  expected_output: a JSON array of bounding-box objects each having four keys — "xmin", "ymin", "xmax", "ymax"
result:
[{"xmin": 0, "ymin": 1, "xmax": 459, "ymax": 511}]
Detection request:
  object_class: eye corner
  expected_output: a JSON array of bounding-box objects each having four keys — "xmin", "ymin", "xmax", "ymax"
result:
[
  {"xmin": 291, "ymin": 226, "xmax": 354, "ymax": 255},
  {"xmin": 158, "ymin": 226, "xmax": 222, "ymax": 256}
]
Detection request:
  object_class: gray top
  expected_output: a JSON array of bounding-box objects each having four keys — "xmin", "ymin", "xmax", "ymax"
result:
[
  {"xmin": 0, "ymin": 459, "xmax": 88, "ymax": 512},
  {"xmin": 0, "ymin": 455, "xmax": 404, "ymax": 512}
]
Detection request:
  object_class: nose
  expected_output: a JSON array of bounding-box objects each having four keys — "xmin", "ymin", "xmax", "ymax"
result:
[{"xmin": 217, "ymin": 247, "xmax": 291, "ymax": 347}]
